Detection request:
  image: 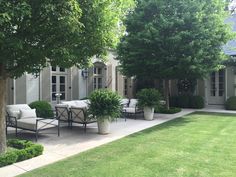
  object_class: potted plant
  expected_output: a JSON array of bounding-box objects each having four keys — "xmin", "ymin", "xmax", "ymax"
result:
[
  {"xmin": 88, "ymin": 89, "xmax": 121, "ymax": 134},
  {"xmin": 137, "ymin": 88, "xmax": 161, "ymax": 120}
]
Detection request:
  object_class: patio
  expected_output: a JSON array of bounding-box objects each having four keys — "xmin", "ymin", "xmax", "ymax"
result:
[{"xmin": 0, "ymin": 109, "xmax": 195, "ymax": 177}]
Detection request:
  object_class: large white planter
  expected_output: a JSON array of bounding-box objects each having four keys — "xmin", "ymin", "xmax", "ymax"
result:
[
  {"xmin": 143, "ymin": 107, "xmax": 154, "ymax": 121},
  {"xmin": 97, "ymin": 119, "xmax": 110, "ymax": 134}
]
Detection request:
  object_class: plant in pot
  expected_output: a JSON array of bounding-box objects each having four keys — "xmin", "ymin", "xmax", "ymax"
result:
[
  {"xmin": 88, "ymin": 89, "xmax": 122, "ymax": 134},
  {"xmin": 137, "ymin": 88, "xmax": 161, "ymax": 120}
]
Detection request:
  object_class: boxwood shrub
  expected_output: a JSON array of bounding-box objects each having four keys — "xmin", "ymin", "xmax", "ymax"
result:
[
  {"xmin": 225, "ymin": 96, "xmax": 236, "ymax": 110},
  {"xmin": 29, "ymin": 101, "xmax": 54, "ymax": 118},
  {"xmin": 0, "ymin": 139, "xmax": 44, "ymax": 167},
  {"xmin": 170, "ymin": 95, "xmax": 204, "ymax": 109},
  {"xmin": 155, "ymin": 106, "xmax": 182, "ymax": 114}
]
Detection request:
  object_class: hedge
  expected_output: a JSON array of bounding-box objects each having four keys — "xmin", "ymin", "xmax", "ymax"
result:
[
  {"xmin": 170, "ymin": 95, "xmax": 204, "ymax": 109},
  {"xmin": 155, "ymin": 106, "xmax": 182, "ymax": 114},
  {"xmin": 0, "ymin": 139, "xmax": 44, "ymax": 167},
  {"xmin": 225, "ymin": 96, "xmax": 236, "ymax": 110},
  {"xmin": 29, "ymin": 101, "xmax": 54, "ymax": 118}
]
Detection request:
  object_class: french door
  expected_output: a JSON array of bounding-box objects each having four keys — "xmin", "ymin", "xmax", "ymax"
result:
[
  {"xmin": 208, "ymin": 70, "xmax": 225, "ymax": 105},
  {"xmin": 51, "ymin": 75, "xmax": 67, "ymax": 102}
]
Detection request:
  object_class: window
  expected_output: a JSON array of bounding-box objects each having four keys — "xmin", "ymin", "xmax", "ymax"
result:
[
  {"xmin": 94, "ymin": 67, "xmax": 102, "ymax": 75},
  {"xmin": 124, "ymin": 78, "xmax": 128, "ymax": 96},
  {"xmin": 94, "ymin": 77, "xmax": 103, "ymax": 90},
  {"xmin": 51, "ymin": 66, "xmax": 66, "ymax": 73}
]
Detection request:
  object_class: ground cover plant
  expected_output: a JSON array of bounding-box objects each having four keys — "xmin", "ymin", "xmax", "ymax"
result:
[
  {"xmin": 20, "ymin": 112, "xmax": 236, "ymax": 177},
  {"xmin": 0, "ymin": 139, "xmax": 43, "ymax": 167}
]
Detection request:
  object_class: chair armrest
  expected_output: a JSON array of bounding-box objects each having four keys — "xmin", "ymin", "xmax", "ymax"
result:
[{"xmin": 6, "ymin": 115, "xmax": 17, "ymax": 126}]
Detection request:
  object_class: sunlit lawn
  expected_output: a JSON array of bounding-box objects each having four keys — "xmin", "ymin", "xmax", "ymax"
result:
[{"xmin": 20, "ymin": 112, "xmax": 236, "ymax": 177}]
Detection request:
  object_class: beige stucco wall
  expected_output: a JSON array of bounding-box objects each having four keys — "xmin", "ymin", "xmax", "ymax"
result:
[{"xmin": 41, "ymin": 67, "xmax": 51, "ymax": 102}]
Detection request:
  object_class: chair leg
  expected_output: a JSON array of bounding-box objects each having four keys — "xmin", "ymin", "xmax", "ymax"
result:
[
  {"xmin": 35, "ymin": 130, "xmax": 38, "ymax": 142},
  {"xmin": 84, "ymin": 124, "xmax": 87, "ymax": 132},
  {"xmin": 58, "ymin": 120, "xmax": 60, "ymax": 137}
]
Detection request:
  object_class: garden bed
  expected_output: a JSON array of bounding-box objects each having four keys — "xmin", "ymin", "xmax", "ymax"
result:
[{"xmin": 0, "ymin": 139, "xmax": 43, "ymax": 167}]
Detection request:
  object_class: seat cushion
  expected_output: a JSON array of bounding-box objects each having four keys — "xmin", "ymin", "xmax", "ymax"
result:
[
  {"xmin": 123, "ymin": 107, "xmax": 136, "ymax": 113},
  {"xmin": 17, "ymin": 118, "xmax": 58, "ymax": 131}
]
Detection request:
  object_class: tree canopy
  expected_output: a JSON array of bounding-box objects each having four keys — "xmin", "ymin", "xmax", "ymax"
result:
[
  {"xmin": 117, "ymin": 0, "xmax": 234, "ymax": 80},
  {"xmin": 0, "ymin": 0, "xmax": 135, "ymax": 154}
]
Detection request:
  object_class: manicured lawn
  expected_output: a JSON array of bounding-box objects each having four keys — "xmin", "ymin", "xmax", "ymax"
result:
[{"xmin": 20, "ymin": 112, "xmax": 236, "ymax": 177}]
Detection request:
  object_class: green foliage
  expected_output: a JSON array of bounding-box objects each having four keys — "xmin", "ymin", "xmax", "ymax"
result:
[
  {"xmin": 155, "ymin": 106, "xmax": 182, "ymax": 114},
  {"xmin": 0, "ymin": 0, "xmax": 135, "ymax": 78},
  {"xmin": 89, "ymin": 89, "xmax": 122, "ymax": 121},
  {"xmin": 178, "ymin": 95, "xmax": 190, "ymax": 108},
  {"xmin": 225, "ymin": 96, "xmax": 236, "ymax": 110},
  {"xmin": 170, "ymin": 95, "xmax": 204, "ymax": 109},
  {"xmin": 0, "ymin": 139, "xmax": 43, "ymax": 167},
  {"xmin": 0, "ymin": 151, "xmax": 18, "ymax": 167},
  {"xmin": 29, "ymin": 101, "xmax": 54, "ymax": 118},
  {"xmin": 189, "ymin": 96, "xmax": 205, "ymax": 109},
  {"xmin": 137, "ymin": 88, "xmax": 161, "ymax": 108},
  {"xmin": 117, "ymin": 0, "xmax": 234, "ymax": 80}
]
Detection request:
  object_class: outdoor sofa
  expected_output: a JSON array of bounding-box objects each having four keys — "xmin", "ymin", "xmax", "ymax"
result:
[
  {"xmin": 6, "ymin": 104, "xmax": 59, "ymax": 141},
  {"xmin": 55, "ymin": 100, "xmax": 96, "ymax": 132}
]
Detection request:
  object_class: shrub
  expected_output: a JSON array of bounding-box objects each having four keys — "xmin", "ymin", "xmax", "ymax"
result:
[
  {"xmin": 169, "ymin": 96, "xmax": 178, "ymax": 107},
  {"xmin": 189, "ymin": 96, "xmax": 204, "ymax": 109},
  {"xmin": 156, "ymin": 107, "xmax": 182, "ymax": 114},
  {"xmin": 0, "ymin": 151, "xmax": 17, "ymax": 167},
  {"xmin": 0, "ymin": 139, "xmax": 44, "ymax": 167},
  {"xmin": 177, "ymin": 95, "xmax": 190, "ymax": 108},
  {"xmin": 29, "ymin": 101, "xmax": 54, "ymax": 118},
  {"xmin": 170, "ymin": 95, "xmax": 205, "ymax": 109},
  {"xmin": 89, "ymin": 89, "xmax": 122, "ymax": 121},
  {"xmin": 225, "ymin": 96, "xmax": 236, "ymax": 110},
  {"xmin": 137, "ymin": 88, "xmax": 161, "ymax": 108}
]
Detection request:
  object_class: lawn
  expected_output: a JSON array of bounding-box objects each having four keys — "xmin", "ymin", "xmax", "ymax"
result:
[{"xmin": 20, "ymin": 112, "xmax": 236, "ymax": 177}]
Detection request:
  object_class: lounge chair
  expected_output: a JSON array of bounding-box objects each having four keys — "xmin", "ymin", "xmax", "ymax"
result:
[
  {"xmin": 6, "ymin": 104, "xmax": 59, "ymax": 141},
  {"xmin": 122, "ymin": 99, "xmax": 144, "ymax": 119}
]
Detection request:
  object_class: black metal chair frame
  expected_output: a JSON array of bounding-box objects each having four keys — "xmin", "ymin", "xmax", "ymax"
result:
[
  {"xmin": 70, "ymin": 107, "xmax": 96, "ymax": 132},
  {"xmin": 6, "ymin": 112, "xmax": 60, "ymax": 142}
]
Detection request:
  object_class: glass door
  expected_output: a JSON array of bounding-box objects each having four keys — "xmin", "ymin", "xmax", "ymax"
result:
[
  {"xmin": 51, "ymin": 75, "xmax": 67, "ymax": 102},
  {"xmin": 208, "ymin": 70, "xmax": 225, "ymax": 105}
]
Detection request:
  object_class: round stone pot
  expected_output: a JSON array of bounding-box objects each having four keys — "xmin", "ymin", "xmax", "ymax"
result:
[
  {"xmin": 97, "ymin": 118, "xmax": 110, "ymax": 134},
  {"xmin": 143, "ymin": 107, "xmax": 154, "ymax": 121}
]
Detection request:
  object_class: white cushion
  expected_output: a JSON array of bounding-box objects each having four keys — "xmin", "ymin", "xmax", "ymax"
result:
[
  {"xmin": 6, "ymin": 104, "xmax": 32, "ymax": 119},
  {"xmin": 123, "ymin": 107, "xmax": 136, "ymax": 113},
  {"xmin": 129, "ymin": 99, "xmax": 138, "ymax": 108},
  {"xmin": 20, "ymin": 109, "xmax": 37, "ymax": 119},
  {"xmin": 75, "ymin": 100, "xmax": 88, "ymax": 108},
  {"xmin": 121, "ymin": 99, "xmax": 129, "ymax": 107},
  {"xmin": 61, "ymin": 101, "xmax": 78, "ymax": 108},
  {"xmin": 17, "ymin": 118, "xmax": 58, "ymax": 131}
]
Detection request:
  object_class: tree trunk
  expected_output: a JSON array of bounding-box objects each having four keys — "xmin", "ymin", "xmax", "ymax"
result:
[
  {"xmin": 164, "ymin": 79, "xmax": 170, "ymax": 110},
  {"xmin": 0, "ymin": 64, "xmax": 7, "ymax": 154}
]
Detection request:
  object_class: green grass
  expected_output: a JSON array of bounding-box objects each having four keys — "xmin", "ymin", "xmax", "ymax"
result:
[{"xmin": 20, "ymin": 112, "xmax": 236, "ymax": 177}]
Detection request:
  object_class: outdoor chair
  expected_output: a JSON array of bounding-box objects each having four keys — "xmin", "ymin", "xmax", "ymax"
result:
[
  {"xmin": 120, "ymin": 98, "xmax": 130, "ymax": 121},
  {"xmin": 55, "ymin": 104, "xmax": 70, "ymax": 127},
  {"xmin": 122, "ymin": 99, "xmax": 144, "ymax": 119},
  {"xmin": 70, "ymin": 106, "xmax": 96, "ymax": 132},
  {"xmin": 6, "ymin": 104, "xmax": 59, "ymax": 141}
]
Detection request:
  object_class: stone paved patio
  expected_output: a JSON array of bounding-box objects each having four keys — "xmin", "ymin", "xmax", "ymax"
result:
[{"xmin": 0, "ymin": 107, "xmax": 235, "ymax": 177}]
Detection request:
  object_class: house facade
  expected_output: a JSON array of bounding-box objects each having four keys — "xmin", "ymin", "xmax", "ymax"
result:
[{"xmin": 6, "ymin": 51, "xmax": 135, "ymax": 106}]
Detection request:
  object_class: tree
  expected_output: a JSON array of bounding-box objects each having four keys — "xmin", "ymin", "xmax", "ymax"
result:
[
  {"xmin": 0, "ymin": 0, "xmax": 134, "ymax": 154},
  {"xmin": 117, "ymin": 0, "xmax": 234, "ymax": 109}
]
